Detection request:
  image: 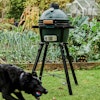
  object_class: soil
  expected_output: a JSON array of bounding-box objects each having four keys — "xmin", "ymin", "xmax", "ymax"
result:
[{"xmin": 15, "ymin": 62, "xmax": 100, "ymax": 71}]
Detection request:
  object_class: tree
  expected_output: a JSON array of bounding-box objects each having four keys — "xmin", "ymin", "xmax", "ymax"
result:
[{"xmin": 7, "ymin": 0, "xmax": 26, "ymax": 20}]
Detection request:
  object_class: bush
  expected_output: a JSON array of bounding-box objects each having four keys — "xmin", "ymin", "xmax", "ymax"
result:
[
  {"xmin": 68, "ymin": 16, "xmax": 100, "ymax": 61},
  {"xmin": 7, "ymin": 0, "xmax": 26, "ymax": 20}
]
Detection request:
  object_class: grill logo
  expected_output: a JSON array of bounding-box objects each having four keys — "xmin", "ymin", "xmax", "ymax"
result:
[{"xmin": 44, "ymin": 35, "xmax": 57, "ymax": 42}]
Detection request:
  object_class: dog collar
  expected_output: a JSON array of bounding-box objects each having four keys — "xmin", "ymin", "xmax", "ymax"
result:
[{"xmin": 19, "ymin": 72, "xmax": 25, "ymax": 80}]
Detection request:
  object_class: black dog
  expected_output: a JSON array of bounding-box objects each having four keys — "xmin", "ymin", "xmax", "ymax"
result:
[{"xmin": 0, "ymin": 64, "xmax": 48, "ymax": 100}]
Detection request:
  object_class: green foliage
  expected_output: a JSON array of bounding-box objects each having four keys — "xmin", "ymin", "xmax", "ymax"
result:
[
  {"xmin": 0, "ymin": 16, "xmax": 100, "ymax": 63},
  {"xmin": 7, "ymin": 0, "xmax": 26, "ymax": 20},
  {"xmin": 0, "ymin": 30, "xmax": 40, "ymax": 63},
  {"xmin": 0, "ymin": 30, "xmax": 63, "ymax": 63},
  {"xmin": 68, "ymin": 16, "xmax": 100, "ymax": 61}
]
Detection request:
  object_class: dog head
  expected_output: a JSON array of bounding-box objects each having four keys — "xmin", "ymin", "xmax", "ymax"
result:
[{"xmin": 19, "ymin": 72, "xmax": 48, "ymax": 99}]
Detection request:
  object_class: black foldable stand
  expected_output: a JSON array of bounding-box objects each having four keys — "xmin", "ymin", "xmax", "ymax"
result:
[{"xmin": 32, "ymin": 42, "xmax": 78, "ymax": 95}]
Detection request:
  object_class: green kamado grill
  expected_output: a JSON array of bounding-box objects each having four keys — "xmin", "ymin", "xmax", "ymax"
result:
[
  {"xmin": 32, "ymin": 3, "xmax": 78, "ymax": 96},
  {"xmin": 33, "ymin": 3, "xmax": 73, "ymax": 42}
]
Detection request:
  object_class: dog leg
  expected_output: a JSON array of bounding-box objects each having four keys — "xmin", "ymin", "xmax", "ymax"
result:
[
  {"xmin": 2, "ymin": 93, "xmax": 18, "ymax": 100},
  {"xmin": 14, "ymin": 91, "xmax": 25, "ymax": 100},
  {"xmin": 2, "ymin": 88, "xmax": 18, "ymax": 100}
]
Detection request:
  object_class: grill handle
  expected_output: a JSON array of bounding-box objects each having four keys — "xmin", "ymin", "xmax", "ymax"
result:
[
  {"xmin": 32, "ymin": 25, "xmax": 74, "ymax": 28},
  {"xmin": 67, "ymin": 26, "xmax": 74, "ymax": 28},
  {"xmin": 32, "ymin": 26, "xmax": 39, "ymax": 28}
]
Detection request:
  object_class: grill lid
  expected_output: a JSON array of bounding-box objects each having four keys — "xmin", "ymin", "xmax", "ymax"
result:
[
  {"xmin": 40, "ymin": 3, "xmax": 69, "ymax": 21},
  {"xmin": 32, "ymin": 3, "xmax": 74, "ymax": 29}
]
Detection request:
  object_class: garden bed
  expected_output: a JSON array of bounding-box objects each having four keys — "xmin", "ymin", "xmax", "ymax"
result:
[{"xmin": 15, "ymin": 62, "xmax": 100, "ymax": 70}]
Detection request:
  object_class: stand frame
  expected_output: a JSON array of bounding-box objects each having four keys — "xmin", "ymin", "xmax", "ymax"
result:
[{"xmin": 32, "ymin": 42, "xmax": 78, "ymax": 95}]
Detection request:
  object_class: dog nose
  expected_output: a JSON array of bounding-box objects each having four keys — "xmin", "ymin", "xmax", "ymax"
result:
[{"xmin": 44, "ymin": 89, "xmax": 48, "ymax": 94}]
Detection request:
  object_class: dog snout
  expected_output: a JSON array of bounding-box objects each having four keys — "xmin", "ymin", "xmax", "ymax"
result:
[{"xmin": 43, "ymin": 89, "xmax": 48, "ymax": 94}]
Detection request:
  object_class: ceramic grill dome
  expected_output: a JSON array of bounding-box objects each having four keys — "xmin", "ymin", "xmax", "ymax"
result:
[
  {"xmin": 40, "ymin": 4, "xmax": 68, "ymax": 20},
  {"xmin": 38, "ymin": 3, "xmax": 73, "ymax": 42}
]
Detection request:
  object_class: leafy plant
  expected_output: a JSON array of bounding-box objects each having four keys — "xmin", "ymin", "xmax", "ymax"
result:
[
  {"xmin": 68, "ymin": 16, "xmax": 100, "ymax": 61},
  {"xmin": 0, "ymin": 30, "xmax": 40, "ymax": 63},
  {"xmin": 0, "ymin": 16, "xmax": 100, "ymax": 63},
  {"xmin": 7, "ymin": 0, "xmax": 26, "ymax": 20}
]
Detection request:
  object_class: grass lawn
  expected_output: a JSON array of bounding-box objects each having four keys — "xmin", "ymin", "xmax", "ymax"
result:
[{"xmin": 0, "ymin": 69, "xmax": 100, "ymax": 100}]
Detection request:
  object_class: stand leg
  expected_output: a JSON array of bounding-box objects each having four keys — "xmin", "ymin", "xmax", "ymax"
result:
[
  {"xmin": 59, "ymin": 43, "xmax": 73, "ymax": 95},
  {"xmin": 64, "ymin": 43, "xmax": 78, "ymax": 85},
  {"xmin": 39, "ymin": 42, "xmax": 49, "ymax": 80},
  {"xmin": 32, "ymin": 42, "xmax": 44, "ymax": 73}
]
